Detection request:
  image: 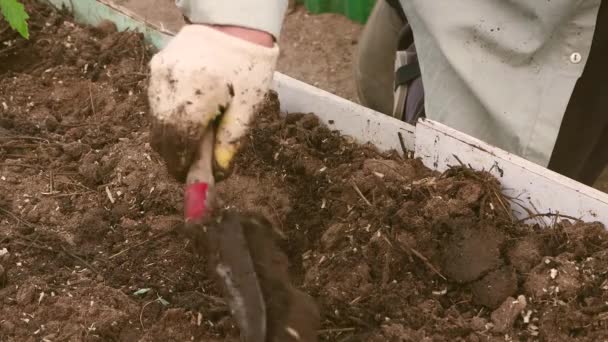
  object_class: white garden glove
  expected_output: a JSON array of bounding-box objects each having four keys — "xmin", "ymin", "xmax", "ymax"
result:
[{"xmin": 148, "ymin": 25, "xmax": 279, "ymax": 182}]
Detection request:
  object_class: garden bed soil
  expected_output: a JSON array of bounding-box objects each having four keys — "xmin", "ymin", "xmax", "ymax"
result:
[{"xmin": 1, "ymin": 2, "xmax": 608, "ymax": 341}]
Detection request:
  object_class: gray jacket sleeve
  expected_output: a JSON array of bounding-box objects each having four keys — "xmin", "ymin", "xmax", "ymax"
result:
[
  {"xmin": 175, "ymin": 0, "xmax": 288, "ymax": 38},
  {"xmin": 400, "ymin": 0, "xmax": 601, "ymax": 166}
]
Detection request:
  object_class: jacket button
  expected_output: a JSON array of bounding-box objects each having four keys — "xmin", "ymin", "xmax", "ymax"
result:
[{"xmin": 569, "ymin": 52, "xmax": 582, "ymax": 64}]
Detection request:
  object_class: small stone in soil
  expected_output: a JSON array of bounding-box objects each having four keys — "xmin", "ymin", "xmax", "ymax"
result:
[
  {"xmin": 491, "ymin": 295, "xmax": 527, "ymax": 333},
  {"xmin": 470, "ymin": 316, "xmax": 488, "ymax": 331},
  {"xmin": 320, "ymin": 223, "xmax": 347, "ymax": 250},
  {"xmin": 44, "ymin": 115, "xmax": 59, "ymax": 132},
  {"xmin": 457, "ymin": 182, "xmax": 484, "ymax": 205},
  {"xmin": 16, "ymin": 284, "xmax": 36, "ymax": 304}
]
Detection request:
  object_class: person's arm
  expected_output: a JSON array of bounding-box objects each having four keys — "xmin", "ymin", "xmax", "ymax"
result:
[
  {"xmin": 176, "ymin": 0, "xmax": 288, "ymax": 39},
  {"xmin": 206, "ymin": 25, "xmax": 274, "ymax": 48}
]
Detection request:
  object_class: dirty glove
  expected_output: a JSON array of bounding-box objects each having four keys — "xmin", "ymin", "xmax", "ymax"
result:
[{"xmin": 148, "ymin": 24, "xmax": 279, "ymax": 181}]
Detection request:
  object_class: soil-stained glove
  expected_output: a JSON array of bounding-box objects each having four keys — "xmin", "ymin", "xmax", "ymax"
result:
[{"xmin": 148, "ymin": 25, "xmax": 279, "ymax": 181}]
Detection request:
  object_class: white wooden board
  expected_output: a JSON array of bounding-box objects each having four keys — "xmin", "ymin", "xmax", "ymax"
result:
[{"xmin": 43, "ymin": 0, "xmax": 608, "ymax": 228}]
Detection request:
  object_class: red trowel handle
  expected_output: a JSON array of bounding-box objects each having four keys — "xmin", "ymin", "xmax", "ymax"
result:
[{"xmin": 185, "ymin": 128, "xmax": 215, "ymax": 223}]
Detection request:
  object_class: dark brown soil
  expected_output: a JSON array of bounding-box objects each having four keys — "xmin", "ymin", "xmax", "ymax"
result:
[
  {"xmin": 2, "ymin": 2, "xmax": 608, "ymax": 341},
  {"xmin": 239, "ymin": 98, "xmax": 608, "ymax": 341}
]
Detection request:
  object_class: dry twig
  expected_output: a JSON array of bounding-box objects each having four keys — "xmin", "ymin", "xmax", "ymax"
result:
[
  {"xmin": 88, "ymin": 84, "xmax": 96, "ymax": 116},
  {"xmin": 0, "ymin": 207, "xmax": 38, "ymax": 228},
  {"xmin": 11, "ymin": 233, "xmax": 99, "ymax": 274},
  {"xmin": 60, "ymin": 246, "xmax": 99, "ymax": 274},
  {"xmin": 140, "ymin": 300, "xmax": 156, "ymax": 330},
  {"xmin": 391, "ymin": 235, "xmax": 447, "ymax": 281},
  {"xmin": 0, "ymin": 162, "xmax": 43, "ymax": 170},
  {"xmin": 108, "ymin": 230, "xmax": 173, "ymax": 260},
  {"xmin": 409, "ymin": 246, "xmax": 447, "ymax": 280},
  {"xmin": 351, "ymin": 181, "xmax": 372, "ymax": 206},
  {"xmin": 318, "ymin": 327, "xmax": 356, "ymax": 334},
  {"xmin": 516, "ymin": 212, "xmax": 582, "ymax": 225},
  {"xmin": 397, "ymin": 131, "xmax": 408, "ymax": 157}
]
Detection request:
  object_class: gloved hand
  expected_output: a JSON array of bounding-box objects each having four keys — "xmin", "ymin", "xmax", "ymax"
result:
[{"xmin": 148, "ymin": 24, "xmax": 279, "ymax": 182}]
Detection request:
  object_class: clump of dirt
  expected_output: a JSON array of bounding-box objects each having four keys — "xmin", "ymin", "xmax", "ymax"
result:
[
  {"xmin": 441, "ymin": 219, "xmax": 505, "ymax": 284},
  {"xmin": 2, "ymin": 1, "xmax": 608, "ymax": 341}
]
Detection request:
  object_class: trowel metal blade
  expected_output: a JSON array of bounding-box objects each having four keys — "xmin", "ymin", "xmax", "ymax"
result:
[{"xmin": 206, "ymin": 212, "xmax": 266, "ymax": 342}]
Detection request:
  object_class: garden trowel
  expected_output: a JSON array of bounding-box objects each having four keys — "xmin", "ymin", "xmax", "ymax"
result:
[{"xmin": 183, "ymin": 127, "xmax": 267, "ymax": 341}]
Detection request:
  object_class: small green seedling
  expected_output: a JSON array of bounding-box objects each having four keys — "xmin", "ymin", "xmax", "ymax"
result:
[{"xmin": 0, "ymin": 0, "xmax": 29, "ymax": 39}]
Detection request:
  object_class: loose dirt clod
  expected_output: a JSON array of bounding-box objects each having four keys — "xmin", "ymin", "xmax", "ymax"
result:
[
  {"xmin": 524, "ymin": 254, "xmax": 583, "ymax": 299},
  {"xmin": 2, "ymin": 2, "xmax": 608, "ymax": 341},
  {"xmin": 471, "ymin": 265, "xmax": 518, "ymax": 309},
  {"xmin": 441, "ymin": 220, "xmax": 505, "ymax": 283},
  {"xmin": 507, "ymin": 237, "xmax": 543, "ymax": 274}
]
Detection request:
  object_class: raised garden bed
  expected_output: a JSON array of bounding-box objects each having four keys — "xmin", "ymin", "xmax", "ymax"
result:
[{"xmin": 1, "ymin": 2, "xmax": 608, "ymax": 341}]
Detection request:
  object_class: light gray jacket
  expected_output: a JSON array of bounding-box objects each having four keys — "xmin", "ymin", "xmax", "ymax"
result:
[{"xmin": 177, "ymin": 0, "xmax": 601, "ymax": 166}]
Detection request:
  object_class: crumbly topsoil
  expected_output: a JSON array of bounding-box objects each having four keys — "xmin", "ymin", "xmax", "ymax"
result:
[{"xmin": 1, "ymin": 2, "xmax": 608, "ymax": 341}]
